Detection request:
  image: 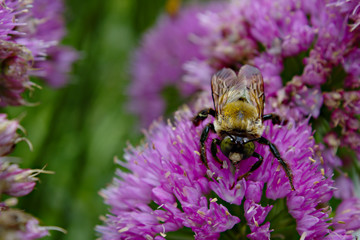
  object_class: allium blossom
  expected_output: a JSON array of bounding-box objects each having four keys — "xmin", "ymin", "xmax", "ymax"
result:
[
  {"xmin": 119, "ymin": 0, "xmax": 360, "ymax": 239},
  {"xmin": 180, "ymin": 0, "xmax": 360, "ymax": 169},
  {"xmin": 0, "ymin": 208, "xmax": 49, "ymax": 240},
  {"xmin": 0, "ymin": 0, "xmax": 77, "ymax": 106},
  {"xmin": 0, "ymin": 113, "xmax": 54, "ymax": 238},
  {"xmin": 98, "ymin": 99, "xmax": 352, "ymax": 239},
  {"xmin": 128, "ymin": 3, "xmax": 221, "ymax": 127}
]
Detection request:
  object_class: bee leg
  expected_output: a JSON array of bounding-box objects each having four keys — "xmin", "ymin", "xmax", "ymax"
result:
[
  {"xmin": 211, "ymin": 138, "xmax": 223, "ymax": 166},
  {"xmin": 200, "ymin": 123, "xmax": 215, "ymax": 168},
  {"xmin": 258, "ymin": 137, "xmax": 295, "ymax": 191},
  {"xmin": 192, "ymin": 108, "xmax": 216, "ymax": 126},
  {"xmin": 263, "ymin": 114, "xmax": 287, "ymax": 125},
  {"xmin": 236, "ymin": 152, "xmax": 263, "ymax": 181}
]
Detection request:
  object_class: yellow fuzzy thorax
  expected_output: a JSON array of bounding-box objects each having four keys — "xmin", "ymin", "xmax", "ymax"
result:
[{"xmin": 214, "ymin": 101, "xmax": 264, "ymax": 137}]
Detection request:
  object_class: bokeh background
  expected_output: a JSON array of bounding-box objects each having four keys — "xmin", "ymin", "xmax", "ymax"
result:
[{"xmin": 3, "ymin": 0, "xmax": 193, "ymax": 239}]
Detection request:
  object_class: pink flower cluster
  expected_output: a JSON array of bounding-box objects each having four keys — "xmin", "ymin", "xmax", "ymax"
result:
[
  {"xmin": 0, "ymin": 0, "xmax": 77, "ymax": 106},
  {"xmin": 104, "ymin": 0, "xmax": 360, "ymax": 239},
  {"xmin": 0, "ymin": 114, "xmax": 49, "ymax": 239}
]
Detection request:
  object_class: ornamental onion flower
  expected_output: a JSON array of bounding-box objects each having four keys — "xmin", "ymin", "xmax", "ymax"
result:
[
  {"xmin": 97, "ymin": 98, "xmax": 355, "ymax": 239},
  {"xmin": 128, "ymin": 3, "xmax": 221, "ymax": 127},
  {"xmin": 0, "ymin": 113, "xmax": 56, "ymax": 238},
  {"xmin": 182, "ymin": 0, "xmax": 360, "ymax": 168},
  {"xmin": 0, "ymin": 208, "xmax": 49, "ymax": 240},
  {"xmin": 0, "ymin": 0, "xmax": 78, "ymax": 106},
  {"xmin": 116, "ymin": 0, "xmax": 360, "ymax": 239}
]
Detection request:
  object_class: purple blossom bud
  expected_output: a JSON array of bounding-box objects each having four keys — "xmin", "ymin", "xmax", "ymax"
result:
[
  {"xmin": 343, "ymin": 91, "xmax": 360, "ymax": 114},
  {"xmin": 0, "ymin": 208, "xmax": 49, "ymax": 240},
  {"xmin": 0, "ymin": 40, "xmax": 33, "ymax": 106},
  {"xmin": 0, "ymin": 114, "xmax": 19, "ymax": 156},
  {"xmin": 323, "ymin": 91, "xmax": 342, "ymax": 110},
  {"xmin": 247, "ymin": 222, "xmax": 272, "ymax": 240},
  {"xmin": 244, "ymin": 200, "xmax": 272, "ymax": 232},
  {"xmin": 0, "ymin": 159, "xmax": 37, "ymax": 197}
]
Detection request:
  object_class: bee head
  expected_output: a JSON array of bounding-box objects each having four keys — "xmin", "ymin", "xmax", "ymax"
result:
[{"xmin": 220, "ymin": 135, "xmax": 255, "ymax": 164}]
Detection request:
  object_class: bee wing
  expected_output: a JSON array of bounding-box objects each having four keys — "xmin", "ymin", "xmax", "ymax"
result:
[
  {"xmin": 211, "ymin": 65, "xmax": 265, "ymax": 119},
  {"xmin": 237, "ymin": 65, "xmax": 265, "ymax": 120},
  {"xmin": 211, "ymin": 68, "xmax": 246, "ymax": 115}
]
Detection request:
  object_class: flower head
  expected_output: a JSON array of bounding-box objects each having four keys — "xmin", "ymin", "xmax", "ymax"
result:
[
  {"xmin": 0, "ymin": 0, "xmax": 77, "ymax": 106},
  {"xmin": 98, "ymin": 98, "xmax": 350, "ymax": 239},
  {"xmin": 128, "ymin": 3, "xmax": 221, "ymax": 127},
  {"xmin": 0, "ymin": 208, "xmax": 49, "ymax": 240}
]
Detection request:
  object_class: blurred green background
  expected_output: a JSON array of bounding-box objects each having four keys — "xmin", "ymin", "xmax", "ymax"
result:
[{"xmin": 4, "ymin": 0, "xmax": 181, "ymax": 239}]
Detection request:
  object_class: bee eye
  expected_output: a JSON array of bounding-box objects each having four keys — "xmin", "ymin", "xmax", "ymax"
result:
[{"xmin": 220, "ymin": 136, "xmax": 235, "ymax": 157}]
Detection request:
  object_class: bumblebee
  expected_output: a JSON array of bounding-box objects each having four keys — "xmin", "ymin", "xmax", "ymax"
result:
[{"xmin": 193, "ymin": 65, "xmax": 295, "ymax": 190}]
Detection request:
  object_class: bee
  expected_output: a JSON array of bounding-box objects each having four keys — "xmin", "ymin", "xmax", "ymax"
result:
[{"xmin": 193, "ymin": 65, "xmax": 295, "ymax": 190}]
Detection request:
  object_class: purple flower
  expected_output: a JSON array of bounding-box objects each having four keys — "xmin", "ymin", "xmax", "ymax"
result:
[
  {"xmin": 333, "ymin": 198, "xmax": 360, "ymax": 232},
  {"xmin": 328, "ymin": 0, "xmax": 360, "ymax": 31},
  {"xmin": 0, "ymin": 40, "xmax": 33, "ymax": 106},
  {"xmin": 0, "ymin": 159, "xmax": 37, "ymax": 197},
  {"xmin": 121, "ymin": 0, "xmax": 360, "ymax": 238},
  {"xmin": 98, "ymin": 97, "xmax": 350, "ymax": 239},
  {"xmin": 0, "ymin": 208, "xmax": 49, "ymax": 239},
  {"xmin": 0, "ymin": 114, "xmax": 19, "ymax": 156},
  {"xmin": 128, "ymin": 3, "xmax": 221, "ymax": 127},
  {"xmin": 0, "ymin": 0, "xmax": 77, "ymax": 106},
  {"xmin": 33, "ymin": 46, "xmax": 79, "ymax": 88}
]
